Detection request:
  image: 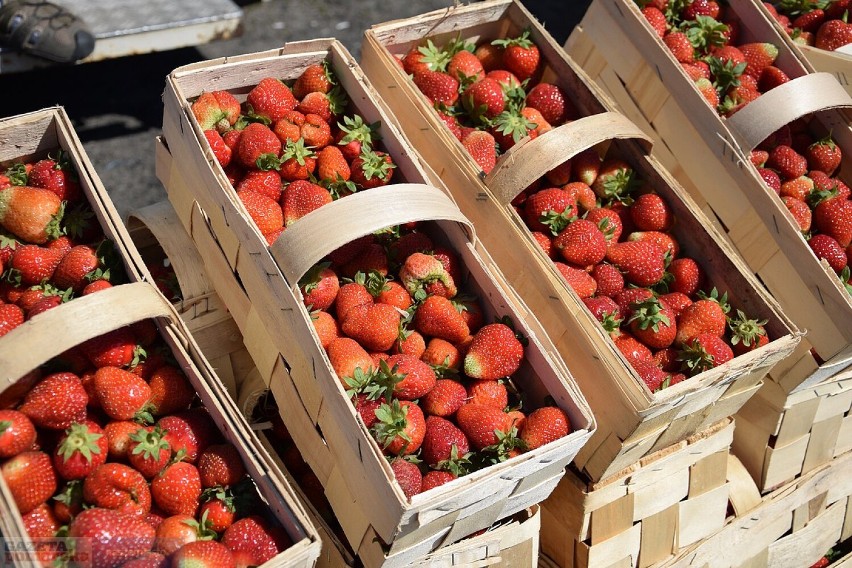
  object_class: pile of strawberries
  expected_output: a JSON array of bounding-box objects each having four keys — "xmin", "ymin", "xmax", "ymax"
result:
[
  {"xmin": 763, "ymin": 0, "xmax": 852, "ymax": 52},
  {"xmin": 192, "ymin": 61, "xmax": 396, "ymax": 245},
  {"xmin": 638, "ymin": 0, "xmax": 790, "ymax": 116},
  {"xmin": 512, "ymin": 147, "xmax": 772, "ymax": 392},
  {"xmin": 0, "ymin": 321, "xmax": 294, "ymax": 568},
  {"xmin": 396, "ymin": 30, "xmax": 578, "ymax": 174},
  {"xmin": 750, "ymin": 122, "xmax": 852, "ymax": 293}
]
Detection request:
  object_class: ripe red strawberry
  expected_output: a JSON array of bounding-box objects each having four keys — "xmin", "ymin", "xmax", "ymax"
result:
[
  {"xmin": 83, "ymin": 462, "xmax": 152, "ymax": 516},
  {"xmin": 22, "ymin": 502, "xmax": 60, "ymax": 543},
  {"xmin": 371, "ymin": 399, "xmax": 426, "ymax": 456},
  {"xmin": 780, "ymin": 176, "xmax": 815, "ymax": 201},
  {"xmin": 758, "ymin": 65, "xmax": 790, "ymax": 91},
  {"xmin": 628, "ymin": 296, "xmax": 677, "ymax": 349},
  {"xmin": 525, "ymin": 82, "xmax": 575, "ymax": 125},
  {"xmin": 298, "ymin": 263, "xmax": 339, "ymax": 311},
  {"xmin": 664, "ymin": 31, "xmax": 695, "ymax": 63},
  {"xmin": 555, "ymin": 262, "xmax": 597, "ymax": 298},
  {"xmin": 0, "ymin": 409, "xmax": 36, "ymax": 458},
  {"xmin": 695, "ymin": 77, "xmax": 720, "ymax": 107},
  {"xmin": 316, "ymin": 145, "xmax": 350, "ymax": 183},
  {"xmin": 668, "ymin": 257, "xmax": 704, "ymax": 296},
  {"xmin": 461, "ymin": 130, "xmax": 497, "ymax": 174},
  {"xmin": 191, "ymin": 90, "xmax": 241, "ymax": 132},
  {"xmin": 205, "ymin": 129, "xmax": 232, "ymax": 168},
  {"xmin": 682, "ymin": 0, "xmax": 721, "ymax": 19},
  {"xmin": 390, "ymin": 458, "xmax": 423, "ymax": 500},
  {"xmin": 814, "ymin": 197, "xmax": 852, "ymax": 247},
  {"xmin": 613, "ymin": 332, "xmax": 654, "ymax": 366},
  {"xmin": 83, "ymin": 279, "xmax": 112, "ymax": 295},
  {"xmin": 590, "ymin": 264, "xmax": 625, "ymax": 299},
  {"xmin": 153, "ymin": 513, "xmax": 213, "ymax": 556},
  {"xmin": 147, "ymin": 366, "xmax": 195, "ymax": 417},
  {"xmin": 553, "ymin": 219, "xmax": 607, "ymax": 267},
  {"xmin": 809, "ymin": 234, "xmax": 848, "ymax": 272},
  {"xmin": 420, "ymin": 378, "xmax": 466, "ymax": 417},
  {"xmin": 381, "ymin": 354, "xmax": 437, "ymax": 401},
  {"xmin": 152, "ymin": 461, "xmax": 202, "ymax": 516},
  {"xmin": 53, "ymin": 420, "xmax": 108, "ymax": 480},
  {"xmin": 630, "ymin": 193, "xmax": 672, "ymax": 231},
  {"xmin": 311, "ymin": 309, "xmax": 340, "ymax": 350},
  {"xmin": 455, "ymin": 402, "xmax": 515, "ymax": 452},
  {"xmin": 93, "ymin": 367, "xmax": 152, "ymax": 421},
  {"xmin": 414, "ymin": 295, "xmax": 470, "ymax": 344},
  {"xmin": 605, "ymin": 241, "xmax": 666, "ymax": 286},
  {"xmin": 19, "ymin": 372, "xmax": 88, "ymax": 430},
  {"xmin": 236, "ymin": 123, "xmax": 282, "ymax": 170},
  {"xmin": 103, "ymin": 420, "xmax": 141, "ymax": 461},
  {"xmin": 1, "ymin": 450, "xmax": 57, "ymax": 514},
  {"xmin": 236, "ymin": 170, "xmax": 282, "ymax": 202},
  {"xmin": 327, "ymin": 337, "xmax": 375, "ymax": 386},
  {"xmin": 198, "ymin": 443, "xmax": 246, "ymax": 488},
  {"xmin": 642, "ymin": 6, "xmax": 668, "ymax": 37},
  {"xmin": 805, "ymin": 135, "xmax": 842, "ymax": 175},
  {"xmin": 272, "ymin": 110, "xmax": 305, "ymax": 144},
  {"xmin": 466, "ymin": 380, "xmax": 507, "ymax": 411},
  {"xmin": 297, "ymin": 86, "xmax": 348, "ymax": 123},
  {"xmin": 292, "ymin": 62, "xmax": 333, "ymax": 100},
  {"xmin": 341, "ymin": 303, "xmax": 400, "ymax": 352},
  {"xmin": 351, "ymin": 149, "xmax": 396, "ymax": 189},
  {"xmin": 238, "ymin": 190, "xmax": 284, "ymax": 237},
  {"xmin": 68, "ymin": 508, "xmax": 156, "ymax": 568},
  {"xmin": 493, "ymin": 31, "xmax": 540, "ymax": 81},
  {"xmin": 52, "ymin": 244, "xmax": 99, "ymax": 292},
  {"xmin": 377, "ymin": 280, "xmax": 413, "ymax": 311},
  {"xmin": 334, "ymin": 281, "xmax": 373, "ymax": 320},
  {"xmin": 10, "ymin": 244, "xmax": 63, "ymax": 285},
  {"xmin": 79, "ymin": 327, "xmax": 137, "ymax": 369},
  {"xmin": 524, "ymin": 188, "xmax": 579, "ymax": 235},
  {"xmin": 520, "ymin": 406, "xmax": 569, "ymax": 450},
  {"xmin": 463, "ymin": 322, "xmax": 524, "ymax": 380},
  {"xmin": 591, "ymin": 159, "xmax": 639, "ymax": 204},
  {"xmin": 462, "ymin": 77, "xmax": 505, "ymax": 120},
  {"xmin": 739, "ymin": 43, "xmax": 779, "ymax": 79},
  {"xmin": 422, "ymin": 470, "xmax": 457, "ymax": 492},
  {"xmin": 221, "ymin": 516, "xmax": 291, "ymax": 566},
  {"xmin": 246, "ymin": 77, "xmax": 298, "ymax": 122},
  {"xmin": 678, "ymin": 333, "xmax": 734, "ymax": 374},
  {"xmin": 447, "ymin": 49, "xmax": 485, "ymax": 83},
  {"xmin": 583, "ymin": 296, "xmax": 624, "ymax": 334},
  {"xmin": 199, "ymin": 491, "xmax": 236, "ymax": 533},
  {"xmin": 157, "ymin": 408, "xmax": 217, "ymax": 464},
  {"xmin": 421, "ymin": 415, "xmax": 470, "ymax": 467},
  {"xmin": 632, "ymin": 360, "xmax": 668, "ymax": 392},
  {"xmin": 281, "ymin": 180, "xmax": 331, "ymax": 226},
  {"xmin": 413, "ymin": 70, "xmax": 459, "ymax": 106},
  {"xmin": 675, "ymin": 297, "xmax": 729, "ymax": 344},
  {"xmin": 335, "ymin": 114, "xmax": 380, "ymax": 161},
  {"xmin": 815, "ymin": 19, "xmax": 852, "ymax": 51},
  {"xmin": 29, "ymin": 156, "xmax": 81, "ymax": 202},
  {"xmin": 300, "ymin": 113, "xmax": 332, "ymax": 149},
  {"xmin": 784, "ymin": 196, "xmax": 812, "ymax": 231},
  {"xmin": 0, "ymin": 303, "xmax": 24, "ymax": 337}
]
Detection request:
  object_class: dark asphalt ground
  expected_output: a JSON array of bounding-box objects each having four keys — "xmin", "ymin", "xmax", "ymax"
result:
[{"xmin": 0, "ymin": 0, "xmax": 590, "ymax": 219}]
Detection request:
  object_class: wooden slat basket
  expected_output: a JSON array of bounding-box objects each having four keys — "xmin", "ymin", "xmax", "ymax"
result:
[
  {"xmin": 733, "ymin": 369, "xmax": 852, "ymax": 494},
  {"xmin": 360, "ymin": 0, "xmax": 801, "ymax": 482},
  {"xmin": 0, "ymin": 109, "xmax": 321, "ymax": 567},
  {"xmin": 564, "ymin": 0, "xmax": 852, "ymax": 395},
  {"xmin": 158, "ymin": 38, "xmax": 594, "ymax": 565},
  {"xmin": 540, "ymin": 418, "xmax": 734, "ymax": 568}
]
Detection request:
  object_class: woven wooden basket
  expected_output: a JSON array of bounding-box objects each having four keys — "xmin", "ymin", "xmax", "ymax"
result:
[
  {"xmin": 564, "ymin": 0, "xmax": 852, "ymax": 395},
  {"xmin": 158, "ymin": 38, "xmax": 594, "ymax": 562},
  {"xmin": 360, "ymin": 0, "xmax": 801, "ymax": 482}
]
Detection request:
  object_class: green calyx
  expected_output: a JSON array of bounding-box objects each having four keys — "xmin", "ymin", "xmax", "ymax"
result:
[
  {"xmin": 281, "ymin": 138, "xmax": 316, "ymax": 167},
  {"xmin": 540, "ymin": 206, "xmax": 578, "ymax": 236},
  {"xmin": 677, "ymin": 339, "xmax": 715, "ymax": 375},
  {"xmin": 697, "ymin": 287, "xmax": 730, "ymax": 313},
  {"xmin": 600, "ymin": 168, "xmax": 640, "ymax": 206},
  {"xmin": 5, "ymin": 163, "xmax": 28, "ymax": 186},
  {"xmin": 298, "ymin": 262, "xmax": 332, "ymax": 294},
  {"xmin": 708, "ymin": 57, "xmax": 746, "ymax": 93},
  {"xmin": 325, "ymin": 85, "xmax": 350, "ymax": 116},
  {"xmin": 371, "ymin": 399, "xmax": 412, "ymax": 453},
  {"xmin": 492, "ymin": 29, "xmax": 534, "ymax": 49},
  {"xmin": 628, "ymin": 297, "xmax": 670, "ymax": 332},
  {"xmin": 129, "ymin": 426, "xmax": 170, "ymax": 463},
  {"xmin": 491, "ymin": 110, "xmax": 537, "ymax": 143},
  {"xmin": 417, "ymin": 39, "xmax": 452, "ymax": 73},
  {"xmin": 728, "ymin": 309, "xmax": 768, "ymax": 347},
  {"xmin": 357, "ymin": 148, "xmax": 396, "ymax": 181},
  {"xmin": 435, "ymin": 444, "xmax": 472, "ymax": 477},
  {"xmin": 683, "ymin": 16, "xmax": 729, "ymax": 54},
  {"xmin": 57, "ymin": 423, "xmax": 103, "ymax": 464},
  {"xmin": 344, "ymin": 365, "xmax": 385, "ymax": 401},
  {"xmin": 337, "ymin": 114, "xmax": 381, "ymax": 148},
  {"xmin": 353, "ymin": 269, "xmax": 390, "ymax": 298}
]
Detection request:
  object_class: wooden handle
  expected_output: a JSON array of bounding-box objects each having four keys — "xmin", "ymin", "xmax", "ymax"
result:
[
  {"xmin": 0, "ymin": 282, "xmax": 176, "ymax": 388},
  {"xmin": 127, "ymin": 201, "xmax": 213, "ymax": 301},
  {"xmin": 485, "ymin": 112, "xmax": 653, "ymax": 206},
  {"xmin": 726, "ymin": 73, "xmax": 852, "ymax": 152},
  {"xmin": 269, "ymin": 184, "xmax": 473, "ymax": 285}
]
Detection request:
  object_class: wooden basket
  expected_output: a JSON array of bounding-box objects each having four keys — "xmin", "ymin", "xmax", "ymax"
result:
[
  {"xmin": 564, "ymin": 0, "xmax": 852, "ymax": 395},
  {"xmin": 360, "ymin": 0, "xmax": 801, "ymax": 482},
  {"xmin": 158, "ymin": 38, "xmax": 594, "ymax": 560},
  {"xmin": 661, "ymin": 450, "xmax": 852, "ymax": 568},
  {"xmin": 540, "ymin": 419, "xmax": 734, "ymax": 568},
  {"xmin": 126, "ymin": 200, "xmax": 256, "ymax": 401},
  {"xmin": 733, "ymin": 369, "xmax": 852, "ymax": 494}
]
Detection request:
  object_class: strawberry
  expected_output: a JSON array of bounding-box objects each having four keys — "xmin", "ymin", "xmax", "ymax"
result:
[
  {"xmin": 586, "ymin": 207, "xmax": 623, "ymax": 242},
  {"xmin": 399, "ymin": 252, "xmax": 457, "ymax": 299},
  {"xmin": 728, "ymin": 309, "xmax": 769, "ymax": 355},
  {"xmin": 613, "ymin": 332, "xmax": 654, "ymax": 366},
  {"xmin": 103, "ymin": 420, "xmax": 142, "ymax": 461},
  {"xmin": 191, "ymin": 90, "xmax": 241, "ymax": 132},
  {"xmin": 739, "ymin": 43, "xmax": 778, "ymax": 79},
  {"xmin": 525, "ymin": 82, "xmax": 575, "ymax": 125},
  {"xmin": 199, "ymin": 490, "xmax": 236, "ymax": 533},
  {"xmin": 493, "ymin": 30, "xmax": 540, "ymax": 81},
  {"xmin": 68, "ymin": 508, "xmax": 156, "ymax": 568},
  {"xmin": 474, "ymin": 42, "xmax": 503, "ymax": 71},
  {"xmin": 573, "ymin": 149, "xmax": 601, "ymax": 186},
  {"xmin": 128, "ymin": 426, "xmax": 172, "ymax": 480},
  {"xmin": 53, "ymin": 420, "xmax": 108, "ymax": 480},
  {"xmin": 628, "ymin": 296, "xmax": 677, "ymax": 349},
  {"xmin": 0, "ymin": 409, "xmax": 36, "ymax": 458},
  {"xmin": 236, "ymin": 190, "xmax": 283, "ymax": 237},
  {"xmin": 678, "ymin": 333, "xmax": 734, "ymax": 374},
  {"xmin": 664, "ymin": 31, "xmax": 695, "ymax": 63},
  {"xmin": 381, "ymin": 354, "xmax": 437, "ymax": 401},
  {"xmin": 667, "ymin": 257, "xmax": 704, "ymax": 296},
  {"xmin": 448, "ymin": 49, "xmax": 485, "ymax": 83},
  {"xmin": 340, "ymin": 244, "xmax": 388, "ymax": 279},
  {"xmin": 467, "ymin": 379, "xmax": 508, "ymax": 410},
  {"xmin": 413, "ymin": 69, "xmax": 460, "ymax": 106},
  {"xmin": 521, "ymin": 106, "xmax": 552, "ymax": 137},
  {"xmin": 335, "ymin": 114, "xmax": 381, "ymax": 161},
  {"xmin": 455, "ymin": 402, "xmax": 515, "ymax": 452},
  {"xmin": 630, "ymin": 193, "xmax": 672, "ymax": 231},
  {"xmin": 682, "ymin": 0, "xmax": 721, "ymax": 19},
  {"xmin": 553, "ymin": 219, "xmax": 607, "ymax": 267},
  {"xmin": 327, "ymin": 337, "xmax": 375, "ymax": 387},
  {"xmin": 813, "ymin": 196, "xmax": 852, "ymax": 247},
  {"xmin": 205, "ymin": 130, "xmax": 232, "ymax": 168},
  {"xmin": 520, "ymin": 406, "xmax": 569, "ymax": 450},
  {"xmin": 83, "ymin": 462, "xmax": 152, "ymax": 516},
  {"xmin": 152, "ymin": 461, "xmax": 202, "ymax": 516},
  {"xmin": 351, "ymin": 149, "xmax": 396, "ymax": 189},
  {"xmin": 780, "ymin": 175, "xmax": 815, "ymax": 201},
  {"xmin": 421, "ymin": 415, "xmax": 470, "ymax": 467},
  {"xmin": 376, "ymin": 281, "xmax": 413, "ymax": 311},
  {"xmin": 809, "ymin": 234, "xmax": 848, "ymax": 272},
  {"xmin": 758, "ymin": 65, "xmax": 790, "ymax": 91},
  {"xmin": 461, "ymin": 130, "xmax": 497, "ymax": 174},
  {"xmin": 93, "ymin": 367, "xmax": 152, "ymax": 421},
  {"xmin": 632, "ymin": 360, "xmax": 668, "ymax": 392},
  {"xmin": 22, "ymin": 502, "xmax": 60, "ymax": 543},
  {"xmin": 438, "ymin": 111, "xmax": 463, "ymax": 141},
  {"xmin": 463, "ymin": 322, "xmax": 524, "ymax": 380},
  {"xmin": 79, "ymin": 327, "xmax": 137, "ymax": 368},
  {"xmin": 221, "ymin": 516, "xmax": 291, "ymax": 566},
  {"xmin": 592, "ymin": 159, "xmax": 639, "ymax": 204},
  {"xmin": 583, "ymin": 296, "xmax": 624, "ymax": 334},
  {"xmin": 52, "ymin": 244, "xmax": 99, "ymax": 292},
  {"xmin": 531, "ymin": 231, "xmax": 555, "ymax": 259},
  {"xmin": 154, "ymin": 513, "xmax": 214, "ymax": 556},
  {"xmin": 19, "ymin": 372, "xmax": 88, "ymax": 430},
  {"xmin": 765, "ymin": 145, "xmax": 804, "ymax": 180},
  {"xmin": 420, "ymin": 378, "xmax": 466, "ymax": 417},
  {"xmin": 246, "ymin": 77, "xmax": 298, "ymax": 122},
  {"xmin": 280, "ymin": 181, "xmax": 331, "ymax": 227},
  {"xmin": 371, "ymin": 399, "xmax": 426, "ymax": 456},
  {"xmin": 316, "ymin": 145, "xmax": 350, "ymax": 184},
  {"xmin": 301, "ymin": 113, "xmax": 332, "ymax": 149},
  {"xmin": 555, "ymin": 262, "xmax": 597, "ymax": 298},
  {"xmin": 236, "ymin": 124, "xmax": 281, "ymax": 171},
  {"xmin": 784, "ymin": 196, "xmax": 812, "ymax": 231},
  {"xmin": 198, "ymin": 443, "xmax": 246, "ymax": 488},
  {"xmin": 815, "ymin": 19, "xmax": 852, "ymax": 51},
  {"xmin": 605, "ymin": 241, "xmax": 666, "ymax": 286},
  {"xmin": 341, "ymin": 303, "xmax": 400, "ymax": 352},
  {"xmin": 10, "ymin": 244, "xmax": 63, "ymax": 285},
  {"xmin": 524, "ymin": 188, "xmax": 578, "ymax": 235},
  {"xmin": 414, "ymin": 295, "xmax": 470, "ymax": 344},
  {"xmin": 421, "ymin": 338, "xmax": 462, "ymax": 373},
  {"xmin": 298, "ymin": 86, "xmax": 348, "ymax": 123},
  {"xmin": 675, "ymin": 296, "xmax": 729, "ymax": 345},
  {"xmin": 311, "ymin": 310, "xmax": 339, "ymax": 350},
  {"xmin": 421, "ymin": 471, "xmax": 457, "ymax": 493},
  {"xmin": 298, "ymin": 263, "xmax": 339, "ymax": 311},
  {"xmin": 147, "ymin": 365, "xmax": 195, "ymax": 417},
  {"xmin": 394, "ymin": 330, "xmax": 426, "ymax": 359},
  {"xmin": 462, "ymin": 77, "xmax": 505, "ymax": 120},
  {"xmin": 642, "ymin": 6, "xmax": 668, "ymax": 37},
  {"xmin": 158, "ymin": 408, "xmax": 217, "ymax": 464},
  {"xmin": 29, "ymin": 155, "xmax": 81, "ymax": 202},
  {"xmin": 334, "ymin": 282, "xmax": 373, "ymax": 320},
  {"xmin": 0, "ymin": 303, "xmax": 24, "ymax": 337},
  {"xmin": 292, "ymin": 61, "xmax": 333, "ymax": 100},
  {"xmin": 1, "ymin": 450, "xmax": 57, "ymax": 514},
  {"xmin": 236, "ymin": 170, "xmax": 282, "ymax": 202},
  {"xmin": 390, "ymin": 458, "xmax": 423, "ymax": 500},
  {"xmin": 695, "ymin": 77, "xmax": 720, "ymax": 108}
]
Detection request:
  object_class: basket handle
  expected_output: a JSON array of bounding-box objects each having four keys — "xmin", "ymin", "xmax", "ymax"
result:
[
  {"xmin": 269, "ymin": 183, "xmax": 474, "ymax": 286},
  {"xmin": 725, "ymin": 72, "xmax": 852, "ymax": 153},
  {"xmin": 485, "ymin": 112, "xmax": 653, "ymax": 206},
  {"xmin": 0, "ymin": 282, "xmax": 176, "ymax": 388}
]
